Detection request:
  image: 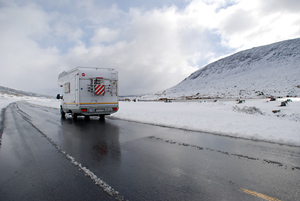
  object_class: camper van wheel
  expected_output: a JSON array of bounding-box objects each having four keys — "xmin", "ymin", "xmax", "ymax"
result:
[
  {"xmin": 99, "ymin": 115, "xmax": 105, "ymax": 121},
  {"xmin": 60, "ymin": 107, "xmax": 66, "ymax": 119},
  {"xmin": 73, "ymin": 113, "xmax": 78, "ymax": 120}
]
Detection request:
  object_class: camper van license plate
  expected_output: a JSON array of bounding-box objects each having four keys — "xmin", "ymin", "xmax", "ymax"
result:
[{"xmin": 94, "ymin": 108, "xmax": 111, "ymax": 112}]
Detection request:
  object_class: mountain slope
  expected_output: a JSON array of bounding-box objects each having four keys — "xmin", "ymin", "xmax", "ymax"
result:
[
  {"xmin": 0, "ymin": 86, "xmax": 54, "ymax": 98},
  {"xmin": 142, "ymin": 38, "xmax": 300, "ymax": 100}
]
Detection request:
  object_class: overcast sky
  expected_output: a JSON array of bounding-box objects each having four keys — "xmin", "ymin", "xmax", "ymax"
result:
[{"xmin": 0, "ymin": 0, "xmax": 300, "ymax": 96}]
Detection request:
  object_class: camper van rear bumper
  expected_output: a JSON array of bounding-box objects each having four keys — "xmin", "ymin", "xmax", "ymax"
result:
[
  {"xmin": 62, "ymin": 102, "xmax": 118, "ymax": 116},
  {"xmin": 78, "ymin": 111, "xmax": 118, "ymax": 116},
  {"xmin": 68, "ymin": 109, "xmax": 118, "ymax": 116}
]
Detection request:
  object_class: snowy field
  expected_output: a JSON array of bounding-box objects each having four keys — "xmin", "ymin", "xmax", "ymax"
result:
[
  {"xmin": 1, "ymin": 94, "xmax": 300, "ymax": 147},
  {"xmin": 112, "ymin": 99, "xmax": 300, "ymax": 146}
]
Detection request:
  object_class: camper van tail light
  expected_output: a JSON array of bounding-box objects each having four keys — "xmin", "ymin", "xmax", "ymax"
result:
[
  {"xmin": 81, "ymin": 108, "xmax": 87, "ymax": 112},
  {"xmin": 112, "ymin": 108, "xmax": 118, "ymax": 111}
]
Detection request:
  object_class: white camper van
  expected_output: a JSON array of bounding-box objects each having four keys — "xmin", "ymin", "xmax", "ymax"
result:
[{"xmin": 57, "ymin": 67, "xmax": 118, "ymax": 120}]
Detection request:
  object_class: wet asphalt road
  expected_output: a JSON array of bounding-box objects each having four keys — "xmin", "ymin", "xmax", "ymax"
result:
[{"xmin": 0, "ymin": 101, "xmax": 300, "ymax": 201}]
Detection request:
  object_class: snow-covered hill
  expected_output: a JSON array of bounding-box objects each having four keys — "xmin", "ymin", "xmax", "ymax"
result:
[
  {"xmin": 140, "ymin": 38, "xmax": 300, "ymax": 100},
  {"xmin": 0, "ymin": 86, "xmax": 54, "ymax": 99}
]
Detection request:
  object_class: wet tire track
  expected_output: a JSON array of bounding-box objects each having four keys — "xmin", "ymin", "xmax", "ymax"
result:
[{"xmin": 148, "ymin": 136, "xmax": 300, "ymax": 171}]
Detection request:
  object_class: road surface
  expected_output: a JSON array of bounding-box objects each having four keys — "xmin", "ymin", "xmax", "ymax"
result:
[{"xmin": 0, "ymin": 101, "xmax": 300, "ymax": 200}]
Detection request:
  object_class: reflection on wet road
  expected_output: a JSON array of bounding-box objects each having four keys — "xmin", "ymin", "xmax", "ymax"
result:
[{"xmin": 1, "ymin": 101, "xmax": 300, "ymax": 200}]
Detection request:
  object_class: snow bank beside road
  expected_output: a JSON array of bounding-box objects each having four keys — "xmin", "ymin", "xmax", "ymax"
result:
[
  {"xmin": 111, "ymin": 99, "xmax": 300, "ymax": 146},
  {"xmin": 26, "ymin": 98, "xmax": 60, "ymax": 109},
  {"xmin": 0, "ymin": 98, "xmax": 14, "ymax": 137}
]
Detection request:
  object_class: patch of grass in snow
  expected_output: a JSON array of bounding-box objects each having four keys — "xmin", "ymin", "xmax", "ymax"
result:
[
  {"xmin": 232, "ymin": 106, "xmax": 264, "ymax": 115},
  {"xmin": 275, "ymin": 113, "xmax": 300, "ymax": 122}
]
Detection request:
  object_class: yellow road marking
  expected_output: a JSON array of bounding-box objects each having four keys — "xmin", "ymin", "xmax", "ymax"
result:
[{"xmin": 241, "ymin": 188, "xmax": 281, "ymax": 201}]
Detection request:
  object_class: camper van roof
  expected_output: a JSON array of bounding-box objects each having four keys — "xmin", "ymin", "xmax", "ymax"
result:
[{"xmin": 58, "ymin": 67, "xmax": 115, "ymax": 78}]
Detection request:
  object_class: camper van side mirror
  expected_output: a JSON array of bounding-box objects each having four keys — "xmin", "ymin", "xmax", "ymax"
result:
[{"xmin": 56, "ymin": 94, "xmax": 63, "ymax": 99}]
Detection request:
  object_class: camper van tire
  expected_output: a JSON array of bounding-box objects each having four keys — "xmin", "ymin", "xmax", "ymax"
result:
[
  {"xmin": 99, "ymin": 115, "xmax": 105, "ymax": 121},
  {"xmin": 73, "ymin": 113, "xmax": 78, "ymax": 121},
  {"xmin": 60, "ymin": 106, "xmax": 66, "ymax": 119}
]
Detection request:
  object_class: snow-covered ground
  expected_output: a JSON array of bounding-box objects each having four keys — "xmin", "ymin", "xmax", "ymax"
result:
[
  {"xmin": 112, "ymin": 99, "xmax": 300, "ymax": 147},
  {"xmin": 1, "ymin": 94, "xmax": 300, "ymax": 147},
  {"xmin": 0, "ymin": 93, "xmax": 59, "ymax": 109}
]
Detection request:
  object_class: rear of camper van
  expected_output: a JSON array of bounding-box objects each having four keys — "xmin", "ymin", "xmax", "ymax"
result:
[{"xmin": 57, "ymin": 67, "xmax": 118, "ymax": 120}]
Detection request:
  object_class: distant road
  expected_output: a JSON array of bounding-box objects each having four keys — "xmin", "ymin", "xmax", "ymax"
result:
[{"xmin": 1, "ymin": 101, "xmax": 300, "ymax": 200}]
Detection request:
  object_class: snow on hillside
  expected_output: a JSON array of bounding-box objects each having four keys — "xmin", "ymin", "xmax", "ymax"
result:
[
  {"xmin": 140, "ymin": 38, "xmax": 300, "ymax": 100},
  {"xmin": 0, "ymin": 86, "xmax": 54, "ymax": 99}
]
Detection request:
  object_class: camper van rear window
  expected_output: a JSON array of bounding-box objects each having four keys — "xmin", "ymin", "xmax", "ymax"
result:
[{"xmin": 64, "ymin": 82, "xmax": 70, "ymax": 93}]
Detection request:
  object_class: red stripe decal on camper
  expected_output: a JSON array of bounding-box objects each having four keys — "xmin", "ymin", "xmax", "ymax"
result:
[{"xmin": 95, "ymin": 84, "xmax": 105, "ymax": 95}]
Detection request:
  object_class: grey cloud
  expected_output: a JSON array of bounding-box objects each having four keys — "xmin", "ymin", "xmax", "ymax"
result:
[
  {"xmin": 220, "ymin": 9, "xmax": 256, "ymax": 35},
  {"xmin": 259, "ymin": 0, "xmax": 300, "ymax": 14}
]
